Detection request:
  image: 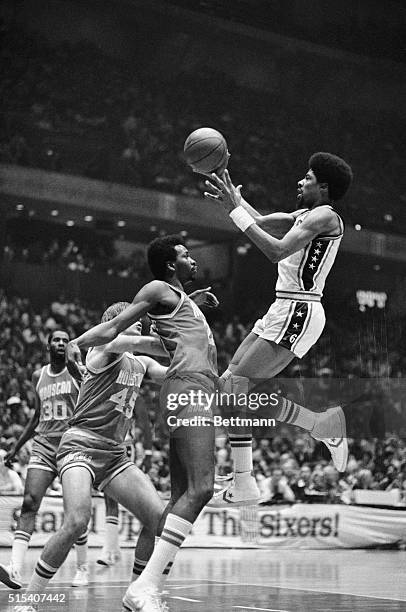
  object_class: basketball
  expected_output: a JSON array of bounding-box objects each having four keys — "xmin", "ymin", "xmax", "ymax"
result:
[{"xmin": 184, "ymin": 127, "xmax": 228, "ymax": 174}]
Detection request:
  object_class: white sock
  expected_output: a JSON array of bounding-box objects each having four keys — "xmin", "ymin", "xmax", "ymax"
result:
[
  {"xmin": 229, "ymin": 435, "xmax": 253, "ymax": 473},
  {"xmin": 135, "ymin": 514, "xmax": 192, "ymax": 588},
  {"xmin": 105, "ymin": 516, "xmax": 119, "ymax": 551},
  {"xmin": 11, "ymin": 530, "xmax": 31, "ymax": 572},
  {"xmin": 132, "ymin": 556, "xmax": 147, "ymax": 580},
  {"xmin": 27, "ymin": 558, "xmax": 58, "ymax": 593},
  {"xmin": 276, "ymin": 398, "xmax": 316, "ymax": 431},
  {"xmin": 75, "ymin": 531, "xmax": 88, "ymax": 567}
]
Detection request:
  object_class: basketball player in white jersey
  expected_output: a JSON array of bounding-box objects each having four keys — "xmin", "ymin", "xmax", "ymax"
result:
[
  {"xmin": 0, "ymin": 330, "xmax": 89, "ymax": 588},
  {"xmin": 204, "ymin": 152, "xmax": 353, "ymax": 505}
]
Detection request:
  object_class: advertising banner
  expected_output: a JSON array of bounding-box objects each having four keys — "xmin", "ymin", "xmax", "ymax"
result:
[{"xmin": 1, "ymin": 496, "xmax": 406, "ymax": 549}]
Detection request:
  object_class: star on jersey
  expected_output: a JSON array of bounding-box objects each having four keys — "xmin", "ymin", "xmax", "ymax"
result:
[{"xmin": 302, "ymin": 239, "xmax": 329, "ymax": 291}]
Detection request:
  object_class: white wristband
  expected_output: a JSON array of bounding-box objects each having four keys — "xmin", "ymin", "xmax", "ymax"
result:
[{"xmin": 229, "ymin": 206, "xmax": 255, "ymax": 232}]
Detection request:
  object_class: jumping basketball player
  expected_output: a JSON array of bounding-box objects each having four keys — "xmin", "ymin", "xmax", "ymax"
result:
[
  {"xmin": 65, "ymin": 236, "xmax": 218, "ymax": 611},
  {"xmin": 24, "ymin": 304, "xmax": 168, "ymax": 602},
  {"xmin": 0, "ymin": 330, "xmax": 89, "ymax": 589},
  {"xmin": 204, "ymin": 153, "xmax": 353, "ymax": 505}
]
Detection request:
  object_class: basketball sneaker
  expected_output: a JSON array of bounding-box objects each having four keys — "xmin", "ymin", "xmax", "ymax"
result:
[
  {"xmin": 0, "ymin": 562, "xmax": 22, "ymax": 589},
  {"xmin": 209, "ymin": 471, "xmax": 261, "ymax": 507},
  {"xmin": 97, "ymin": 548, "xmax": 121, "ymax": 566},
  {"xmin": 122, "ymin": 582, "xmax": 168, "ymax": 612},
  {"xmin": 71, "ymin": 564, "xmax": 89, "ymax": 587},
  {"xmin": 311, "ymin": 405, "xmax": 348, "ymax": 472}
]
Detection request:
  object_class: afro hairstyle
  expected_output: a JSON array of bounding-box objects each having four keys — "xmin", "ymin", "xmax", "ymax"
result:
[{"xmin": 309, "ymin": 152, "xmax": 353, "ymax": 201}]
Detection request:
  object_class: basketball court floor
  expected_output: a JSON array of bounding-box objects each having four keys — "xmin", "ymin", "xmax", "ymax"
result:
[{"xmin": 1, "ymin": 547, "xmax": 405, "ymax": 612}]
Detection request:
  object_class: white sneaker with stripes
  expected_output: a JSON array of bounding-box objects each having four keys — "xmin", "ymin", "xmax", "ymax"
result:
[
  {"xmin": 0, "ymin": 562, "xmax": 22, "ymax": 589},
  {"xmin": 312, "ymin": 405, "xmax": 348, "ymax": 472}
]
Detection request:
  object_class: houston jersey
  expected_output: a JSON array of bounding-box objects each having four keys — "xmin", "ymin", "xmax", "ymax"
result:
[
  {"xmin": 69, "ymin": 351, "xmax": 146, "ymax": 443},
  {"xmin": 148, "ymin": 283, "xmax": 218, "ymax": 379},
  {"xmin": 275, "ymin": 206, "xmax": 344, "ymax": 298},
  {"xmin": 36, "ymin": 366, "xmax": 80, "ymax": 437}
]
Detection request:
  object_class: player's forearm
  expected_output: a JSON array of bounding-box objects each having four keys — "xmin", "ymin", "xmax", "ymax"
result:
[
  {"xmin": 74, "ymin": 320, "xmax": 122, "ymax": 350},
  {"xmin": 12, "ymin": 413, "xmax": 39, "ymax": 456},
  {"xmin": 139, "ymin": 338, "xmax": 168, "ymax": 358},
  {"xmin": 240, "ymin": 219, "xmax": 284, "ymax": 263}
]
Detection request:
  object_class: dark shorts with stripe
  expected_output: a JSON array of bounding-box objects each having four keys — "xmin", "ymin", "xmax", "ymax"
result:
[
  {"xmin": 57, "ymin": 427, "xmax": 133, "ymax": 491},
  {"xmin": 28, "ymin": 434, "xmax": 62, "ymax": 475},
  {"xmin": 160, "ymin": 372, "xmax": 218, "ymax": 432}
]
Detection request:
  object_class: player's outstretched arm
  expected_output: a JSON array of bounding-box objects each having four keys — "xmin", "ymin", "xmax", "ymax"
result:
[
  {"xmin": 66, "ymin": 281, "xmax": 166, "ymax": 378},
  {"xmin": 205, "ymin": 172, "xmax": 339, "ymax": 262},
  {"xmin": 242, "ymin": 206, "xmax": 338, "ymax": 262},
  {"xmin": 204, "ymin": 170, "xmax": 297, "ymax": 237},
  {"xmin": 6, "ymin": 375, "xmax": 41, "ymax": 463},
  {"xmin": 102, "ymin": 332, "xmax": 168, "ymax": 358},
  {"xmin": 245, "ymin": 207, "xmax": 339, "ymax": 262}
]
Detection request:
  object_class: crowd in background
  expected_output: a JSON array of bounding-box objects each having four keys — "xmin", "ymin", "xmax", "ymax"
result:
[
  {"xmin": 3, "ymin": 231, "xmax": 148, "ymax": 281},
  {"xmin": 1, "ymin": 290, "xmax": 406, "ymax": 504},
  {"xmin": 1, "ymin": 26, "xmax": 406, "ymax": 233}
]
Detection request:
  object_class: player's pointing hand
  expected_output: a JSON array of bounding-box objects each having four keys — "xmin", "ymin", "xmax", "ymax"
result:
[
  {"xmin": 203, "ymin": 169, "xmax": 243, "ymax": 212},
  {"xmin": 189, "ymin": 287, "xmax": 219, "ymax": 309}
]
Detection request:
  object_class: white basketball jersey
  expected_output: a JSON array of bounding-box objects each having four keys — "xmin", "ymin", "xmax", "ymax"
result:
[{"xmin": 275, "ymin": 206, "xmax": 344, "ymax": 298}]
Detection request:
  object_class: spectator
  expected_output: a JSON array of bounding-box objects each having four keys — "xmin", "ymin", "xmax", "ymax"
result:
[{"xmin": 0, "ymin": 450, "xmax": 24, "ymax": 494}]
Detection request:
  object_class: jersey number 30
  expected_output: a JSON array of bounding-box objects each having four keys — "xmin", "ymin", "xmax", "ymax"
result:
[{"xmin": 41, "ymin": 399, "xmax": 68, "ymax": 421}]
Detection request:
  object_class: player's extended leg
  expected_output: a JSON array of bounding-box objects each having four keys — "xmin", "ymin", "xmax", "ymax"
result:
[
  {"xmin": 104, "ymin": 464, "xmax": 164, "ymax": 588},
  {"xmin": 225, "ymin": 331, "xmax": 258, "ymax": 373},
  {"xmin": 0, "ymin": 467, "xmax": 55, "ymax": 589},
  {"xmin": 123, "ymin": 424, "xmax": 215, "ymax": 611},
  {"xmin": 26, "ymin": 467, "xmax": 93, "ymax": 594},
  {"xmin": 97, "ymin": 494, "xmax": 121, "ymax": 566},
  {"xmin": 130, "ymin": 437, "xmax": 188, "ymax": 583},
  {"xmin": 216, "ymin": 337, "xmax": 347, "ymax": 506},
  {"xmin": 233, "ymin": 337, "xmax": 347, "ymax": 466},
  {"xmin": 214, "ymin": 337, "xmax": 294, "ymax": 506}
]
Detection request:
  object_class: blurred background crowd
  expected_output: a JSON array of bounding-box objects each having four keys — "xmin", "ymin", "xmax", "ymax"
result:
[
  {"xmin": 1, "ymin": 26, "xmax": 405, "ymax": 233},
  {"xmin": 1, "ymin": 289, "xmax": 406, "ymax": 505}
]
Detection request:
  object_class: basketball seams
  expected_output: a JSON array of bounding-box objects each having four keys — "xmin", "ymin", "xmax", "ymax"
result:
[
  {"xmin": 185, "ymin": 139, "xmax": 225, "ymax": 164},
  {"xmin": 184, "ymin": 127, "xmax": 227, "ymax": 173}
]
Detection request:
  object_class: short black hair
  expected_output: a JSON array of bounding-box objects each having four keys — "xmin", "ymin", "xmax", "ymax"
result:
[
  {"xmin": 48, "ymin": 329, "xmax": 70, "ymax": 344},
  {"xmin": 147, "ymin": 235, "xmax": 186, "ymax": 280},
  {"xmin": 309, "ymin": 152, "xmax": 353, "ymax": 201},
  {"xmin": 101, "ymin": 301, "xmax": 131, "ymax": 323}
]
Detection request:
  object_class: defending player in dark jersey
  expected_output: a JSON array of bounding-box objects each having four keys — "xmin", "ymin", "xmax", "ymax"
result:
[
  {"xmin": 24, "ymin": 304, "xmax": 168, "ymax": 601},
  {"xmin": 65, "ymin": 236, "xmax": 219, "ymax": 612},
  {"xmin": 0, "ymin": 330, "xmax": 89, "ymax": 589}
]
